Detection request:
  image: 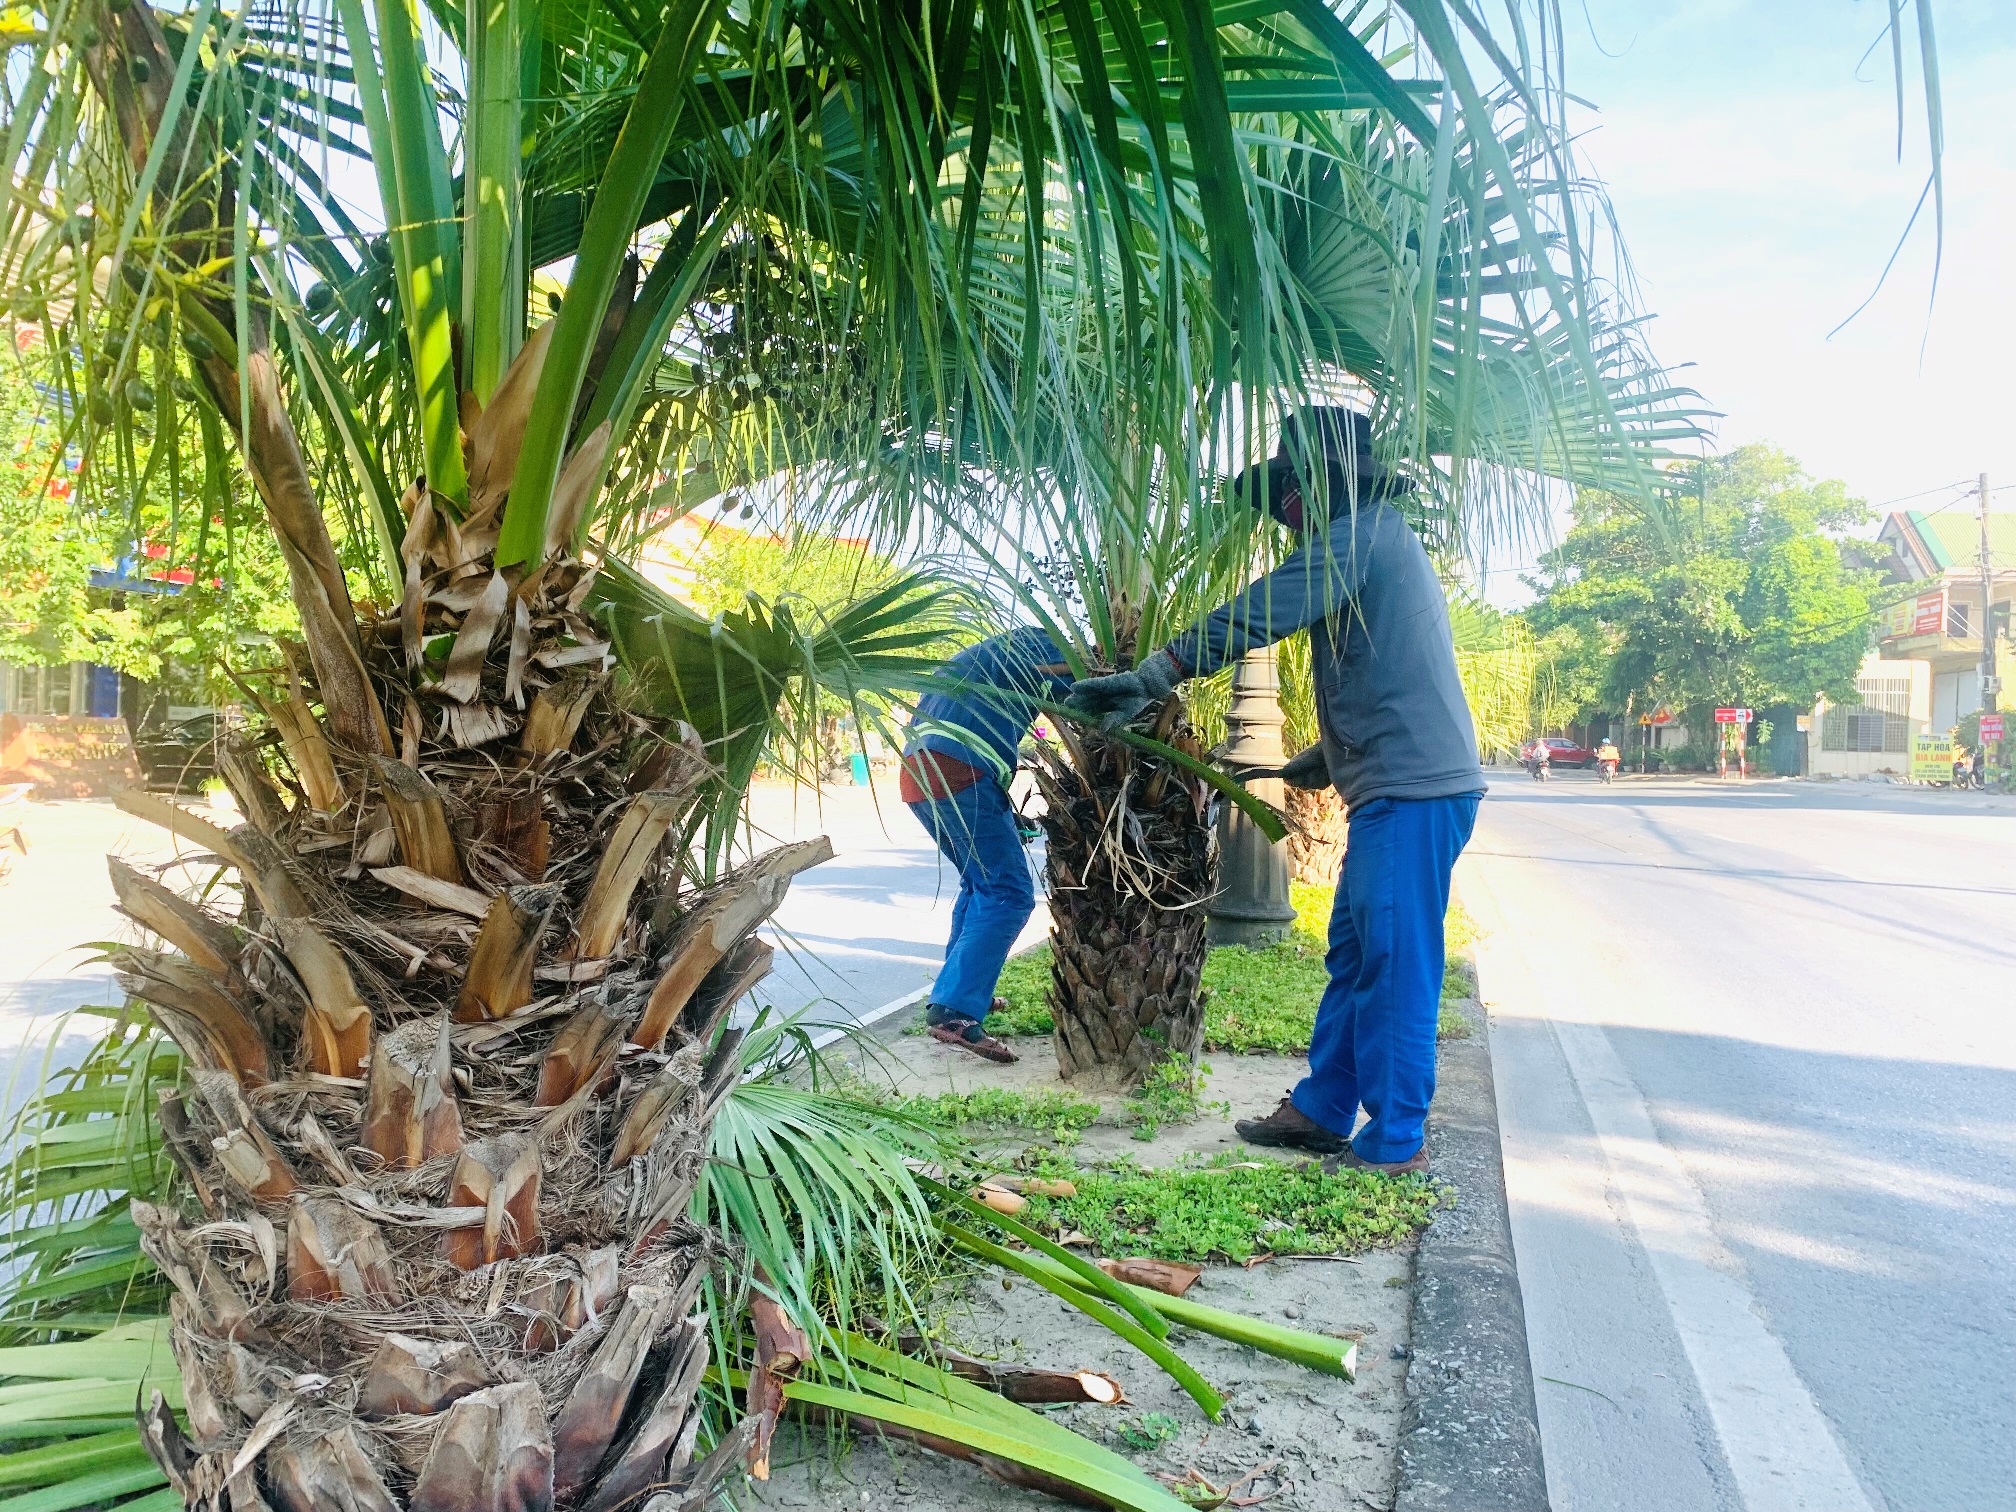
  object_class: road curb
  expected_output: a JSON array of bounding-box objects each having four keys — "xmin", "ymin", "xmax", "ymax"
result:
[{"xmin": 1396, "ymin": 941, "xmax": 1550, "ymax": 1511}]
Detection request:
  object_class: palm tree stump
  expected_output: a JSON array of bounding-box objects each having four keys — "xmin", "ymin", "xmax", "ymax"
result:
[{"xmin": 1031, "ymin": 700, "xmax": 1216, "ymax": 1087}]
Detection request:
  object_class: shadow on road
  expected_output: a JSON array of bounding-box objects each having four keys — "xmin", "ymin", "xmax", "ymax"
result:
[
  {"xmin": 1502, "ymin": 1018, "xmax": 2016, "ymax": 1512},
  {"xmin": 1484, "ymin": 775, "xmax": 2015, "ymax": 819}
]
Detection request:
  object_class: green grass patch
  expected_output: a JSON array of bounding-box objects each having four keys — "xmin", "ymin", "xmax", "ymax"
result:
[
  {"xmin": 1016, "ymin": 1151, "xmax": 1443, "ymax": 1263},
  {"xmin": 980, "ymin": 949, "xmax": 1058, "ymax": 1037},
  {"xmin": 977, "ymin": 884, "xmax": 1482, "ymax": 1056},
  {"xmin": 891, "ymin": 1086, "xmax": 1101, "ymax": 1143},
  {"xmin": 1197, "ymin": 942, "xmax": 1327, "ymax": 1054}
]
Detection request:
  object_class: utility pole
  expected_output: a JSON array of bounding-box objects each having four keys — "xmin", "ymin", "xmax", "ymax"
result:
[{"xmin": 1982, "ymin": 473, "xmax": 2000, "ymax": 717}]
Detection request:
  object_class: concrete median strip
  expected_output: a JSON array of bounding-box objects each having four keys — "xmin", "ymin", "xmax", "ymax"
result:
[{"xmin": 1394, "ymin": 916, "xmax": 1550, "ymax": 1512}]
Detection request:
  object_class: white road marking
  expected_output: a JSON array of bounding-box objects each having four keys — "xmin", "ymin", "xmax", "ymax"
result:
[{"xmin": 1535, "ymin": 999, "xmax": 1878, "ymax": 1512}]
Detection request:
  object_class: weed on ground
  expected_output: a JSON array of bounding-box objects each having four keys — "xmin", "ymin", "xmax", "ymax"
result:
[
  {"xmin": 1125, "ymin": 1054, "xmax": 1229, "ymax": 1140},
  {"xmin": 1012, "ymin": 1150, "xmax": 1444, "ymax": 1264},
  {"xmin": 890, "ymin": 1085, "xmax": 1102, "ymax": 1144}
]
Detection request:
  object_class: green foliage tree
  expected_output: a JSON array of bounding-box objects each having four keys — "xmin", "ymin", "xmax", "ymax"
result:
[
  {"xmin": 1523, "ymin": 445, "xmax": 1878, "ymax": 745},
  {"xmin": 0, "ymin": 374, "xmax": 297, "ymax": 689},
  {"xmin": 684, "ymin": 524, "xmax": 900, "ymax": 621},
  {"xmin": 1528, "ymin": 621, "xmax": 1611, "ymax": 734},
  {"xmin": 0, "ymin": 393, "xmax": 138, "ymax": 670},
  {"xmin": 681, "ymin": 520, "xmax": 971, "ymax": 774}
]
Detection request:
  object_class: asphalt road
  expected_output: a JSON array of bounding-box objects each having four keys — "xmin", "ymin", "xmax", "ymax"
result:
[{"xmin": 1460, "ymin": 770, "xmax": 2016, "ymax": 1512}]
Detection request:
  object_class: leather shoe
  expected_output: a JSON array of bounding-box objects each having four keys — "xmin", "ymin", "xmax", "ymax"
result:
[{"xmin": 1233, "ymin": 1094, "xmax": 1347, "ymax": 1154}]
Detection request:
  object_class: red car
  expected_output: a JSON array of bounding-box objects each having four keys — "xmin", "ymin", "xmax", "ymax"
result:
[{"xmin": 1519, "ymin": 737, "xmax": 1598, "ymax": 768}]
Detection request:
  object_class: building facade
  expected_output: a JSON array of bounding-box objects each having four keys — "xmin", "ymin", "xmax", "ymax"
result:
[
  {"xmin": 1807, "ymin": 654, "xmax": 1930, "ymax": 779},
  {"xmin": 1871, "ymin": 508, "xmax": 2016, "ymax": 731}
]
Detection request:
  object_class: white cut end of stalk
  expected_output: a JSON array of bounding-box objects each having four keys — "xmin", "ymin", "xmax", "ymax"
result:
[{"xmin": 1076, "ymin": 1372, "xmax": 1124, "ymax": 1405}]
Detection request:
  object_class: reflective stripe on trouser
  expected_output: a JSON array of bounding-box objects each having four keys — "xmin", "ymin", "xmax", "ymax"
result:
[
  {"xmin": 1291, "ymin": 793, "xmax": 1480, "ymax": 1163},
  {"xmin": 907, "ymin": 781, "xmax": 1035, "ymax": 1020}
]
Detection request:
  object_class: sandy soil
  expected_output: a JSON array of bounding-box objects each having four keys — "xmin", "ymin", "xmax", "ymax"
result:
[{"xmin": 747, "ymin": 1022, "xmax": 1427, "ymax": 1512}]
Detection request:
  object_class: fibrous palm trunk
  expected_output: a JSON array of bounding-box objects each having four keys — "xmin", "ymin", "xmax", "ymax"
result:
[
  {"xmin": 1030, "ymin": 698, "xmax": 1216, "ymax": 1087},
  {"xmin": 108, "ymin": 328, "xmax": 829, "ymax": 1512},
  {"xmin": 1284, "ymin": 784, "xmax": 1346, "ymax": 888}
]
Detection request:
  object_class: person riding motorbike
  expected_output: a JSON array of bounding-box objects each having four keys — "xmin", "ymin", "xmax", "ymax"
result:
[
  {"xmin": 1524, "ymin": 740, "xmax": 1551, "ymax": 781},
  {"xmin": 1954, "ymin": 746, "xmax": 1984, "ymax": 790},
  {"xmin": 1595, "ymin": 737, "xmax": 1620, "ymax": 784}
]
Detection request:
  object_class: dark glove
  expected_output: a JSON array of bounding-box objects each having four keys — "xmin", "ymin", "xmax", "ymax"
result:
[
  {"xmin": 1278, "ymin": 744, "xmax": 1331, "ymax": 791},
  {"xmin": 1063, "ymin": 647, "xmax": 1185, "ymax": 730}
]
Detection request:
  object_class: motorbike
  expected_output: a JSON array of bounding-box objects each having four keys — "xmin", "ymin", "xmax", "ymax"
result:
[
  {"xmin": 1597, "ymin": 757, "xmax": 1618, "ymax": 785},
  {"xmin": 1523, "ymin": 753, "xmax": 1550, "ymax": 782},
  {"xmin": 1953, "ymin": 756, "xmax": 1984, "ymax": 791},
  {"xmin": 0, "ymin": 783, "xmax": 29, "ymax": 884}
]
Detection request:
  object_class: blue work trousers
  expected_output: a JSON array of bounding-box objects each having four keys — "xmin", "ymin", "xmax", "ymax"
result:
[
  {"xmin": 908, "ymin": 781, "xmax": 1035, "ymax": 1020},
  {"xmin": 1292, "ymin": 793, "xmax": 1480, "ymax": 1163}
]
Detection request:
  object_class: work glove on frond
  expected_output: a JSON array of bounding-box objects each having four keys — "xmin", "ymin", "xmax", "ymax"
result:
[{"xmin": 1063, "ymin": 648, "xmax": 1184, "ymax": 731}]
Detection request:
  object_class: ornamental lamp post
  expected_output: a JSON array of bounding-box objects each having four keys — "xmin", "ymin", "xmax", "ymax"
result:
[{"xmin": 1207, "ymin": 648, "xmax": 1297, "ymax": 948}]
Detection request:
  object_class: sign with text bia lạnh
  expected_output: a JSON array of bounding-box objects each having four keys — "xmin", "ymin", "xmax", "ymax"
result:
[
  {"xmin": 1909, "ymin": 734, "xmax": 1955, "ymax": 783},
  {"xmin": 1713, "ymin": 708, "xmax": 1753, "ymax": 724}
]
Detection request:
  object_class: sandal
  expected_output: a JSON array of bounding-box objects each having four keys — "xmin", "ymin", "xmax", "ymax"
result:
[{"xmin": 927, "ymin": 1015, "xmax": 1020, "ymax": 1065}]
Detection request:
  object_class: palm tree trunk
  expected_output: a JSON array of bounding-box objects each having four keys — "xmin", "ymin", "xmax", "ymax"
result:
[
  {"xmin": 79, "ymin": 31, "xmax": 827, "ymax": 1501},
  {"xmin": 1284, "ymin": 785, "xmax": 1346, "ymax": 888},
  {"xmin": 113, "ymin": 506, "xmax": 823, "ymax": 1512},
  {"xmin": 1031, "ymin": 701, "xmax": 1216, "ymax": 1088}
]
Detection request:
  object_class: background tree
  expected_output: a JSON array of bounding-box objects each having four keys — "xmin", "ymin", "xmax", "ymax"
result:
[
  {"xmin": 1527, "ymin": 621, "xmax": 1612, "ymax": 734},
  {"xmin": 1523, "ymin": 445, "xmax": 1877, "ymax": 748},
  {"xmin": 0, "ymin": 375, "xmax": 297, "ymax": 687}
]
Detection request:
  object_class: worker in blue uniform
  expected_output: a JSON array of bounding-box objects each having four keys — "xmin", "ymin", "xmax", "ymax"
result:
[
  {"xmin": 902, "ymin": 627, "xmax": 1076, "ymax": 1064},
  {"xmin": 1065, "ymin": 409, "xmax": 1483, "ymax": 1174}
]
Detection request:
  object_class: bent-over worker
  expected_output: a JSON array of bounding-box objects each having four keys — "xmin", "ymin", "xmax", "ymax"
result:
[{"xmin": 903, "ymin": 627, "xmax": 1075, "ymax": 1065}]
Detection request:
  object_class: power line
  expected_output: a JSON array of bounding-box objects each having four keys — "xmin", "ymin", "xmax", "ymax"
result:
[{"xmin": 1868, "ymin": 479, "xmax": 1973, "ymax": 512}]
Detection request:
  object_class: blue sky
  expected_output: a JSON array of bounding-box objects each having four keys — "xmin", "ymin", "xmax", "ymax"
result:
[{"xmin": 1476, "ymin": 1, "xmax": 2015, "ymax": 602}]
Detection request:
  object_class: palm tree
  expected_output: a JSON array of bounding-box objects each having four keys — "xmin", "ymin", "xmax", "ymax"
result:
[
  {"xmin": 0, "ymin": 1, "xmax": 1709, "ymax": 1504},
  {"xmin": 806, "ymin": 15, "xmax": 1708, "ymax": 1084}
]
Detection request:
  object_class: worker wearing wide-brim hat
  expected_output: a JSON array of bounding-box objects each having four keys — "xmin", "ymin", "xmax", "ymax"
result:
[{"xmin": 1065, "ymin": 407, "xmax": 1484, "ymax": 1175}]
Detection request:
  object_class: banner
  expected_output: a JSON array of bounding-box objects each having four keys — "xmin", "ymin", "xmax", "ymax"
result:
[
  {"xmin": 1883, "ymin": 591, "xmax": 1947, "ymax": 639},
  {"xmin": 0, "ymin": 714, "xmax": 141, "ymax": 796}
]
